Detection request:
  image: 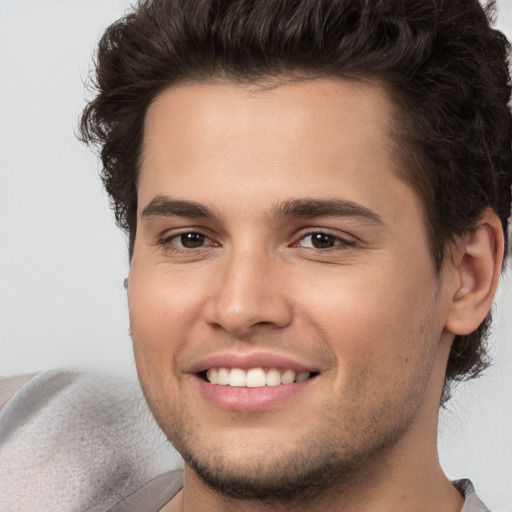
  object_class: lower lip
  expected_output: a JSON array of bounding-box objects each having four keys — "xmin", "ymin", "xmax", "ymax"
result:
[{"xmin": 195, "ymin": 376, "xmax": 315, "ymax": 412}]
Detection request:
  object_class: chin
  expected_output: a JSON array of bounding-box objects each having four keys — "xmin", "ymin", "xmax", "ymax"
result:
[
  {"xmin": 165, "ymin": 408, "xmax": 409, "ymax": 504},
  {"xmin": 182, "ymin": 440, "xmax": 352, "ymax": 502}
]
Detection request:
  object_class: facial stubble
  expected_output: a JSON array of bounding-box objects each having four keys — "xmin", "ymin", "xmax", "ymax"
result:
[{"xmin": 144, "ymin": 347, "xmax": 438, "ymax": 508}]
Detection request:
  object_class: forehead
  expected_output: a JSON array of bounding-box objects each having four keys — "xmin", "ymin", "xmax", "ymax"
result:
[
  {"xmin": 142, "ymin": 78, "xmax": 394, "ymax": 161},
  {"xmin": 139, "ymin": 78, "xmax": 419, "ymax": 226}
]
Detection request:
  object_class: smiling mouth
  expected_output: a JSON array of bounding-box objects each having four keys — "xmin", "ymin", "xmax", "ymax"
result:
[{"xmin": 201, "ymin": 367, "xmax": 318, "ymax": 388}]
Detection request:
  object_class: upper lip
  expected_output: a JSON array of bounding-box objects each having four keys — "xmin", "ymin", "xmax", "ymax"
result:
[{"xmin": 187, "ymin": 351, "xmax": 319, "ymax": 374}]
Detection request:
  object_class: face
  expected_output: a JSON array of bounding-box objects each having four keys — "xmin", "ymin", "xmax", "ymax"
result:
[{"xmin": 128, "ymin": 78, "xmax": 452, "ymax": 500}]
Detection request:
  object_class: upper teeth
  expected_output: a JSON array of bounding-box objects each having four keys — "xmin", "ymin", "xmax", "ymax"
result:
[{"xmin": 206, "ymin": 367, "xmax": 311, "ymax": 387}]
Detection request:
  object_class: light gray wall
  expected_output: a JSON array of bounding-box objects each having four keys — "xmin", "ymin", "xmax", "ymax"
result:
[
  {"xmin": 0, "ymin": 1, "xmax": 510, "ymax": 510},
  {"xmin": 0, "ymin": 0, "xmax": 134, "ymax": 376}
]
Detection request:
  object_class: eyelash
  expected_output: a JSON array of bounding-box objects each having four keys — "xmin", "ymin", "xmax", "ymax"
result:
[
  {"xmin": 293, "ymin": 231, "xmax": 356, "ymax": 250},
  {"xmin": 159, "ymin": 230, "xmax": 356, "ymax": 252},
  {"xmin": 160, "ymin": 231, "xmax": 217, "ymax": 251}
]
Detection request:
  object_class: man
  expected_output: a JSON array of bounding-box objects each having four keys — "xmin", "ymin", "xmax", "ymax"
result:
[{"xmin": 79, "ymin": 0, "xmax": 511, "ymax": 510}]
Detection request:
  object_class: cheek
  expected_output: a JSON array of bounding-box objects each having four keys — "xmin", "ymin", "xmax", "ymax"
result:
[
  {"xmin": 128, "ymin": 262, "xmax": 204, "ymax": 354},
  {"xmin": 127, "ymin": 268, "xmax": 190, "ymax": 412},
  {"xmin": 298, "ymin": 262, "xmax": 441, "ymax": 385}
]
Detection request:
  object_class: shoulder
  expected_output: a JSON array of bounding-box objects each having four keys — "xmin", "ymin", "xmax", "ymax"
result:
[
  {"xmin": 0, "ymin": 372, "xmax": 38, "ymax": 410},
  {"xmin": 0, "ymin": 369, "xmax": 181, "ymax": 511},
  {"xmin": 107, "ymin": 469, "xmax": 184, "ymax": 512},
  {"xmin": 455, "ymin": 480, "xmax": 492, "ymax": 512}
]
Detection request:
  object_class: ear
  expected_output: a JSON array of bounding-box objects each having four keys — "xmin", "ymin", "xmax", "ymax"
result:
[{"xmin": 445, "ymin": 210, "xmax": 505, "ymax": 336}]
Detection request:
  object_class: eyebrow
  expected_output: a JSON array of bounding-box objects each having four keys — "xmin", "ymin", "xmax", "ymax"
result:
[
  {"xmin": 141, "ymin": 196, "xmax": 216, "ymax": 220},
  {"xmin": 271, "ymin": 198, "xmax": 384, "ymax": 225},
  {"xmin": 141, "ymin": 195, "xmax": 384, "ymax": 225}
]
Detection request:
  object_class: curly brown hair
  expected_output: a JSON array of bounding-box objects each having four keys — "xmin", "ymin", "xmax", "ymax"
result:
[{"xmin": 80, "ymin": 0, "xmax": 512, "ymax": 396}]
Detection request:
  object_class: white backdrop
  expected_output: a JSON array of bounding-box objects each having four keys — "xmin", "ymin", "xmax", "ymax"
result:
[{"xmin": 0, "ymin": 1, "xmax": 511, "ymax": 510}]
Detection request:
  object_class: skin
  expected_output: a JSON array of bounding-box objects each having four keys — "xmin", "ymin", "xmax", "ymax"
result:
[{"xmin": 127, "ymin": 78, "xmax": 502, "ymax": 511}]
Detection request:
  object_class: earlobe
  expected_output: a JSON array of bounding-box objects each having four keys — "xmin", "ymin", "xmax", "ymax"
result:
[{"xmin": 445, "ymin": 210, "xmax": 504, "ymax": 336}]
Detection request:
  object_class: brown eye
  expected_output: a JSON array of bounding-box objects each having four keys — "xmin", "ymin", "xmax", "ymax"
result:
[
  {"xmin": 295, "ymin": 231, "xmax": 355, "ymax": 250},
  {"xmin": 178, "ymin": 232, "xmax": 206, "ymax": 248},
  {"xmin": 309, "ymin": 233, "xmax": 337, "ymax": 249},
  {"xmin": 160, "ymin": 230, "xmax": 219, "ymax": 254},
  {"xmin": 299, "ymin": 232, "xmax": 339, "ymax": 249}
]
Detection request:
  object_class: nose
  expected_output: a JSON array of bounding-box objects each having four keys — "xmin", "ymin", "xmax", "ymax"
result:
[{"xmin": 203, "ymin": 248, "xmax": 293, "ymax": 336}]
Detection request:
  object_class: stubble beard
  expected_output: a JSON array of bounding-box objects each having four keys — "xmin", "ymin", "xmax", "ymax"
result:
[
  {"xmin": 179, "ymin": 427, "xmax": 392, "ymax": 505},
  {"xmin": 158, "ymin": 385, "xmax": 429, "ymax": 507}
]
